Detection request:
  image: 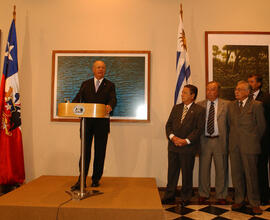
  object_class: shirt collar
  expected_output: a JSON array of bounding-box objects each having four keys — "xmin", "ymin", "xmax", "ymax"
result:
[
  {"xmin": 184, "ymin": 102, "xmax": 193, "ymax": 110},
  {"xmin": 239, "ymin": 97, "xmax": 249, "ymax": 107},
  {"xmin": 94, "ymin": 77, "xmax": 104, "ymax": 84},
  {"xmin": 253, "ymin": 89, "xmax": 260, "ymax": 99},
  {"xmin": 207, "ymin": 98, "xmax": 218, "ymax": 105}
]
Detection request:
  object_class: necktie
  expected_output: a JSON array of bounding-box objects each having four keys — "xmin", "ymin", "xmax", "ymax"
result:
[
  {"xmin": 239, "ymin": 101, "xmax": 243, "ymax": 112},
  {"xmin": 181, "ymin": 105, "xmax": 188, "ymax": 123},
  {"xmin": 95, "ymin": 80, "xmax": 100, "ymax": 92},
  {"xmin": 207, "ymin": 101, "xmax": 215, "ymax": 135}
]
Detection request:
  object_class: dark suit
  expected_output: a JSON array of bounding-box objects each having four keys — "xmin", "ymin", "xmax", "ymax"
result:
[
  {"xmin": 164, "ymin": 103, "xmax": 205, "ymax": 201},
  {"xmin": 73, "ymin": 78, "xmax": 116, "ymax": 182},
  {"xmin": 255, "ymin": 91, "xmax": 270, "ymax": 202},
  {"xmin": 228, "ymin": 98, "xmax": 266, "ymax": 206}
]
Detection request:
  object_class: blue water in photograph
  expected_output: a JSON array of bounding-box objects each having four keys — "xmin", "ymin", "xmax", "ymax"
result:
[{"xmin": 56, "ymin": 56, "xmax": 147, "ymax": 119}]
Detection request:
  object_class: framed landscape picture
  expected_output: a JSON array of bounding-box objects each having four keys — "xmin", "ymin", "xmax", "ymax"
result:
[
  {"xmin": 205, "ymin": 31, "xmax": 270, "ymax": 100},
  {"xmin": 51, "ymin": 50, "xmax": 150, "ymax": 122}
]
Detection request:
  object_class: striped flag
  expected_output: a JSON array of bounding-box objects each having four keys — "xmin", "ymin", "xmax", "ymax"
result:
[
  {"xmin": 0, "ymin": 19, "xmax": 25, "ymax": 184},
  {"xmin": 174, "ymin": 7, "xmax": 191, "ymax": 105}
]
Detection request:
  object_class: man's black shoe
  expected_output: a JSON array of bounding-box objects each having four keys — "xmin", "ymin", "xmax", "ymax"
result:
[
  {"xmin": 161, "ymin": 197, "xmax": 175, "ymax": 205},
  {"xmin": 231, "ymin": 202, "xmax": 245, "ymax": 211},
  {"xmin": 261, "ymin": 199, "xmax": 269, "ymax": 206},
  {"xmin": 70, "ymin": 181, "xmax": 86, "ymax": 191},
  {"xmin": 91, "ymin": 181, "xmax": 100, "ymax": 187},
  {"xmin": 180, "ymin": 200, "xmax": 190, "ymax": 207}
]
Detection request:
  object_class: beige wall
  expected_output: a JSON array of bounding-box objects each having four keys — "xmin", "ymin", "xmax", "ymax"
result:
[{"xmin": 1, "ymin": 0, "xmax": 270, "ymax": 187}]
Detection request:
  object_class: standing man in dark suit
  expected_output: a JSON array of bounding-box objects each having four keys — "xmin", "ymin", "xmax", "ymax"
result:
[
  {"xmin": 248, "ymin": 74, "xmax": 270, "ymax": 205},
  {"xmin": 71, "ymin": 60, "xmax": 117, "ymax": 190},
  {"xmin": 198, "ymin": 81, "xmax": 229, "ymax": 205},
  {"xmin": 162, "ymin": 84, "xmax": 205, "ymax": 206},
  {"xmin": 228, "ymin": 81, "xmax": 265, "ymax": 215}
]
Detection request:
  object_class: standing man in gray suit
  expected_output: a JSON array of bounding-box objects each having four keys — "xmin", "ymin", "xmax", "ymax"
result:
[
  {"xmin": 198, "ymin": 81, "xmax": 229, "ymax": 205},
  {"xmin": 162, "ymin": 84, "xmax": 205, "ymax": 206},
  {"xmin": 228, "ymin": 80, "xmax": 266, "ymax": 215}
]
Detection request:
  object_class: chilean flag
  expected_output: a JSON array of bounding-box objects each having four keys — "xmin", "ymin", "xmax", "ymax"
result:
[{"xmin": 0, "ymin": 19, "xmax": 25, "ymax": 184}]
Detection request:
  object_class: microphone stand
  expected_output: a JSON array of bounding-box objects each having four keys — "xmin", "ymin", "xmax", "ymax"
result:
[{"xmin": 65, "ymin": 96, "xmax": 102, "ymax": 200}]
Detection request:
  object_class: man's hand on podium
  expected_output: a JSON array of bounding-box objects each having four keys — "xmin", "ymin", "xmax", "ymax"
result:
[{"xmin": 106, "ymin": 105, "xmax": 112, "ymax": 114}]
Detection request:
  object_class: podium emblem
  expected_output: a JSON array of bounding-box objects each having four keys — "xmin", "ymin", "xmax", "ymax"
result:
[{"xmin": 73, "ymin": 105, "xmax": 85, "ymax": 115}]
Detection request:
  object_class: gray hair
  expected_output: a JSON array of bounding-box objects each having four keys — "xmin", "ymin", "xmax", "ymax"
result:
[{"xmin": 237, "ymin": 80, "xmax": 251, "ymax": 91}]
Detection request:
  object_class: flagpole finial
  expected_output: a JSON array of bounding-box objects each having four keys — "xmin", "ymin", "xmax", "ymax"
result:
[
  {"xmin": 180, "ymin": 3, "xmax": 183, "ymax": 21},
  {"xmin": 13, "ymin": 5, "xmax": 16, "ymax": 22}
]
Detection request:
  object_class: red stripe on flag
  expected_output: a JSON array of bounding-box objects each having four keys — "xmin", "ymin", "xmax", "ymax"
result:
[
  {"xmin": 0, "ymin": 127, "xmax": 25, "ymax": 184},
  {"xmin": 0, "ymin": 75, "xmax": 6, "ymax": 117}
]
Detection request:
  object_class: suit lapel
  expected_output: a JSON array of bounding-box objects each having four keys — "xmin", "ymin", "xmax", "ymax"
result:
[
  {"xmin": 201, "ymin": 100, "xmax": 207, "ymax": 108},
  {"xmin": 241, "ymin": 98, "xmax": 252, "ymax": 115},
  {"xmin": 177, "ymin": 104, "xmax": 184, "ymax": 123},
  {"xmin": 217, "ymin": 99, "xmax": 224, "ymax": 120},
  {"xmin": 233, "ymin": 100, "xmax": 241, "ymax": 114},
  {"xmin": 256, "ymin": 90, "xmax": 263, "ymax": 101},
  {"xmin": 89, "ymin": 78, "xmax": 96, "ymax": 95}
]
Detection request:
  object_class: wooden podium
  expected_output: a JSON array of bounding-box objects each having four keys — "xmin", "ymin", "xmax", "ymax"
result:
[
  {"xmin": 58, "ymin": 102, "xmax": 108, "ymax": 200},
  {"xmin": 58, "ymin": 103, "xmax": 109, "ymax": 118}
]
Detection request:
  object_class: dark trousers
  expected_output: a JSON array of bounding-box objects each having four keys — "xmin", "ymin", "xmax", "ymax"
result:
[
  {"xmin": 79, "ymin": 123, "xmax": 108, "ymax": 182},
  {"xmin": 164, "ymin": 151, "xmax": 195, "ymax": 201},
  {"xmin": 258, "ymin": 149, "xmax": 270, "ymax": 201}
]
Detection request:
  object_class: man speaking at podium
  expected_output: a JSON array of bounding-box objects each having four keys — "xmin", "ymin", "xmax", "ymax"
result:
[{"xmin": 71, "ymin": 60, "xmax": 117, "ymax": 190}]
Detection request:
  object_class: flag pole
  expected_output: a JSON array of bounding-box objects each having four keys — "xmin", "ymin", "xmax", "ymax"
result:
[
  {"xmin": 13, "ymin": 5, "xmax": 16, "ymax": 22},
  {"xmin": 180, "ymin": 3, "xmax": 183, "ymax": 21}
]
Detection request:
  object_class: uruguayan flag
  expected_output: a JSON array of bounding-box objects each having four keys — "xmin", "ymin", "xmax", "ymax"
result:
[{"xmin": 174, "ymin": 12, "xmax": 191, "ymax": 105}]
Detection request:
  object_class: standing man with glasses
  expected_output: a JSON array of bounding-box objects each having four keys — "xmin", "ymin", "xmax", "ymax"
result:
[
  {"xmin": 248, "ymin": 74, "xmax": 270, "ymax": 205},
  {"xmin": 228, "ymin": 80, "xmax": 265, "ymax": 215},
  {"xmin": 162, "ymin": 84, "xmax": 205, "ymax": 206},
  {"xmin": 198, "ymin": 81, "xmax": 229, "ymax": 205},
  {"xmin": 71, "ymin": 60, "xmax": 117, "ymax": 190}
]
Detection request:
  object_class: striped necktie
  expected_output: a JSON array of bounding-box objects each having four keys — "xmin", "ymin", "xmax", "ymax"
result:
[
  {"xmin": 207, "ymin": 101, "xmax": 215, "ymax": 135},
  {"xmin": 239, "ymin": 101, "xmax": 243, "ymax": 112},
  {"xmin": 181, "ymin": 105, "xmax": 188, "ymax": 123}
]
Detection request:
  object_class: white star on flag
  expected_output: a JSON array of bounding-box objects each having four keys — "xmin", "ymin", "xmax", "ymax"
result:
[
  {"xmin": 5, "ymin": 104, "xmax": 12, "ymax": 111},
  {"xmin": 4, "ymin": 42, "xmax": 14, "ymax": 61}
]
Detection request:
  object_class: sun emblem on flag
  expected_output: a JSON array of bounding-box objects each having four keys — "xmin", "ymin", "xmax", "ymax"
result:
[
  {"xmin": 179, "ymin": 29, "xmax": 187, "ymax": 51},
  {"xmin": 1, "ymin": 86, "xmax": 21, "ymax": 136}
]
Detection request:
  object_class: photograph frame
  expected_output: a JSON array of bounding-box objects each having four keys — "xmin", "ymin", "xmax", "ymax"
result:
[
  {"xmin": 205, "ymin": 31, "xmax": 270, "ymax": 100},
  {"xmin": 51, "ymin": 50, "xmax": 151, "ymax": 122}
]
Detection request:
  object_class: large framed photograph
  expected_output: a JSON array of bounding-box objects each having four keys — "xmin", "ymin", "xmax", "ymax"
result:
[
  {"xmin": 51, "ymin": 50, "xmax": 150, "ymax": 122},
  {"xmin": 205, "ymin": 31, "xmax": 270, "ymax": 100}
]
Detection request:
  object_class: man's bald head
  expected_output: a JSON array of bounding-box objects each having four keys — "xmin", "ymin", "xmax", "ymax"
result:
[{"xmin": 92, "ymin": 60, "xmax": 106, "ymax": 80}]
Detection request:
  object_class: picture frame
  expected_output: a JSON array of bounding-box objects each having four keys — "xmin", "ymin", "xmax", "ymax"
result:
[
  {"xmin": 51, "ymin": 50, "xmax": 151, "ymax": 122},
  {"xmin": 205, "ymin": 31, "xmax": 270, "ymax": 100}
]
